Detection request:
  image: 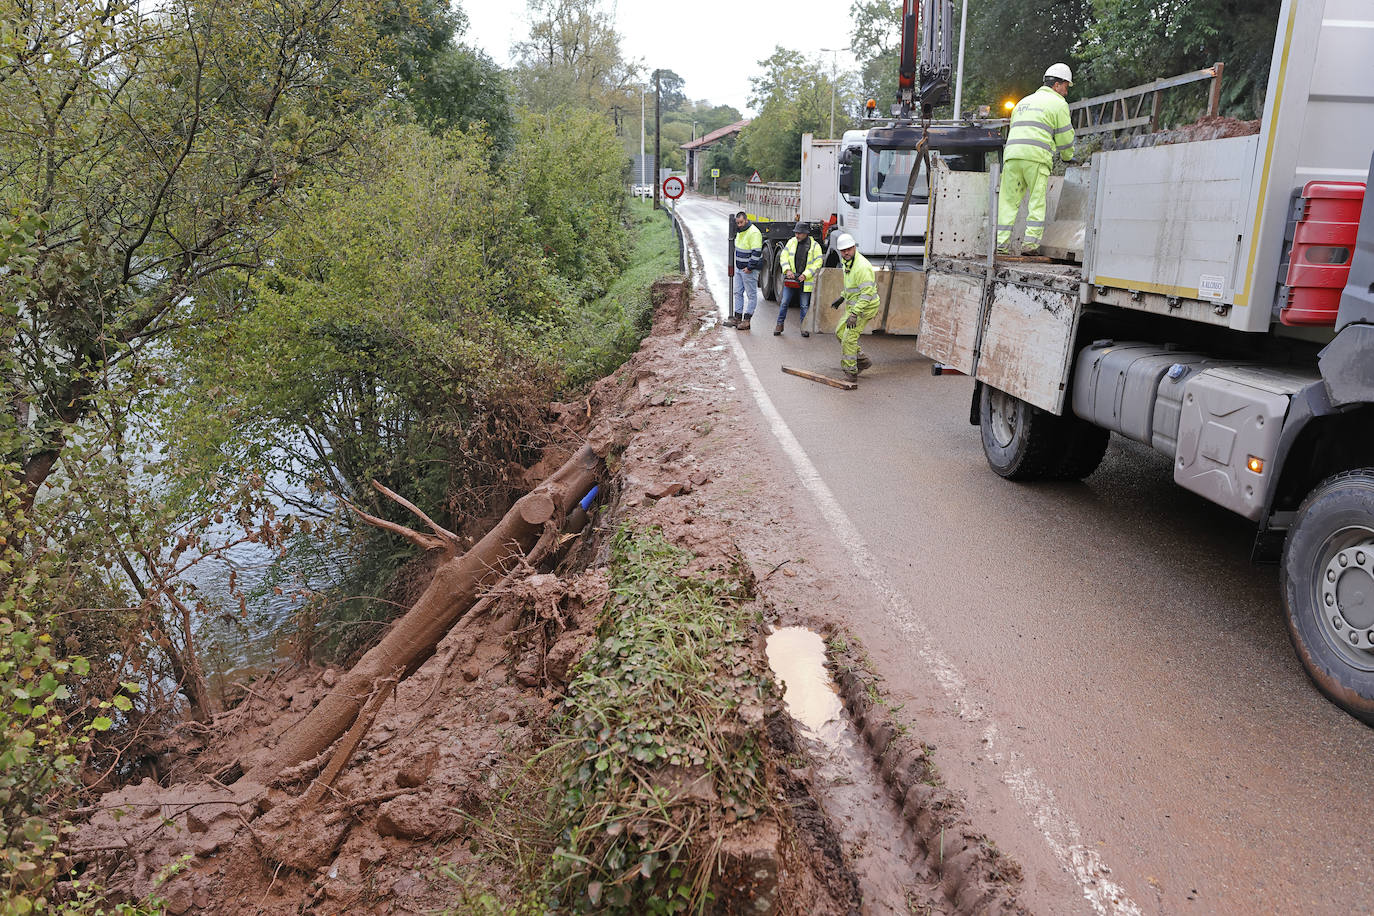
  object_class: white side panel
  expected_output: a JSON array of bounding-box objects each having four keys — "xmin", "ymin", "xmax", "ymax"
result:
[
  {"xmin": 1088, "ymin": 136, "xmax": 1259, "ymax": 304},
  {"xmin": 1232, "ymin": 0, "xmax": 1374, "ymax": 331},
  {"xmin": 926, "ymin": 160, "xmax": 991, "ymax": 259},
  {"xmin": 799, "ymin": 134, "xmax": 840, "ymax": 222}
]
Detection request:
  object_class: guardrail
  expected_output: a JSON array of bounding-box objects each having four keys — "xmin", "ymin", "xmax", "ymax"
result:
[{"xmin": 1069, "ymin": 62, "xmax": 1224, "ymax": 136}]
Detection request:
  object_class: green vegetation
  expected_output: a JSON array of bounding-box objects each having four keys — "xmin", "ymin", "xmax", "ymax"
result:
[
  {"xmin": 545, "ymin": 526, "xmax": 772, "ymax": 913},
  {"xmin": 2, "ymin": 0, "xmax": 692, "ymax": 909}
]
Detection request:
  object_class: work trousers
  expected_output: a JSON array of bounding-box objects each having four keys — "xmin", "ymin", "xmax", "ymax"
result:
[
  {"xmin": 777, "ymin": 285, "xmax": 811, "ymax": 326},
  {"xmin": 997, "ymin": 158, "xmax": 1050, "ymax": 247},
  {"xmin": 732, "ymin": 270, "xmax": 758, "ymax": 316},
  {"xmin": 836, "ymin": 301, "xmax": 881, "ymax": 373}
]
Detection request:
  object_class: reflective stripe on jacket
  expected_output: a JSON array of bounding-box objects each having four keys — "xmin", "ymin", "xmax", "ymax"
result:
[
  {"xmin": 1004, "ymin": 85, "xmax": 1075, "ymax": 166},
  {"xmin": 734, "ymin": 224, "xmax": 763, "ymax": 271},
  {"xmin": 841, "ymin": 252, "xmax": 881, "ymax": 315},
  {"xmin": 780, "ymin": 235, "xmax": 822, "ymax": 292}
]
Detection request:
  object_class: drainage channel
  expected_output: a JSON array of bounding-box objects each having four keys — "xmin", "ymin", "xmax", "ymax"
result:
[{"xmin": 766, "ymin": 627, "xmax": 943, "ymax": 914}]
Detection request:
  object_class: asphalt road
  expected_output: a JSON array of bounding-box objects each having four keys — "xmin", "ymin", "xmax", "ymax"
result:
[{"xmin": 673, "ymin": 193, "xmax": 1374, "ymax": 915}]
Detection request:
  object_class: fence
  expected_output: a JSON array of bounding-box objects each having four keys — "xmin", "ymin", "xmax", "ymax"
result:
[{"xmin": 1068, "ymin": 63, "xmax": 1225, "ymax": 136}]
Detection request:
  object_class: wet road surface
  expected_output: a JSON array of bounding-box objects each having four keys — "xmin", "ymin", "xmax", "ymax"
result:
[{"xmin": 673, "ymin": 193, "xmax": 1374, "ymax": 915}]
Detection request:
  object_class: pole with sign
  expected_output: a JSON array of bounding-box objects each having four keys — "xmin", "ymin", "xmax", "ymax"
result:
[
  {"xmin": 662, "ymin": 176, "xmax": 684, "ymax": 221},
  {"xmin": 710, "ymin": 167, "xmax": 720, "ymax": 197}
]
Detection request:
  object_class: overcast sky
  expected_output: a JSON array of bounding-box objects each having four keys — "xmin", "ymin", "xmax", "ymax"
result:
[{"xmin": 463, "ymin": 1, "xmax": 864, "ymax": 116}]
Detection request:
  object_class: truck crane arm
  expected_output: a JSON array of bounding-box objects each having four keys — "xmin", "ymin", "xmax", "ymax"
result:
[{"xmin": 897, "ymin": 0, "xmax": 954, "ymax": 120}]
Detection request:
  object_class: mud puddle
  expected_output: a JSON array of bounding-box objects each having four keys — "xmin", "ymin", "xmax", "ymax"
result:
[{"xmin": 767, "ymin": 627, "xmax": 943, "ymax": 914}]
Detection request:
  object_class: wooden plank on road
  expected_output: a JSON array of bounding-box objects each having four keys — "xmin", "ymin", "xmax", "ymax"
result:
[{"xmin": 782, "ymin": 366, "xmax": 857, "ymax": 390}]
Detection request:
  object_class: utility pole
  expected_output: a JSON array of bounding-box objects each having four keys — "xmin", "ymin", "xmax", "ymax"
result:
[
  {"xmin": 953, "ymin": 0, "xmax": 969, "ymax": 120},
  {"xmin": 639, "ymin": 88, "xmax": 646, "ymax": 188},
  {"xmin": 653, "ymin": 69, "xmax": 662, "ymax": 210}
]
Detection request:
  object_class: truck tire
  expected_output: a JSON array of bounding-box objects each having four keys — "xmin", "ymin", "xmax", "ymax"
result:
[
  {"xmin": 1281, "ymin": 469, "xmax": 1374, "ymax": 725},
  {"xmin": 759, "ymin": 246, "xmax": 778, "ymax": 302},
  {"xmin": 1055, "ymin": 419, "xmax": 1110, "ymax": 481},
  {"xmin": 978, "ymin": 386, "xmax": 1068, "ymax": 481}
]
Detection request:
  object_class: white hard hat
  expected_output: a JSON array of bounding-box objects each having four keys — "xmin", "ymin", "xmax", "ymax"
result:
[
  {"xmin": 833, "ymin": 232, "xmax": 857, "ymax": 250},
  {"xmin": 1044, "ymin": 63, "xmax": 1073, "ymax": 86}
]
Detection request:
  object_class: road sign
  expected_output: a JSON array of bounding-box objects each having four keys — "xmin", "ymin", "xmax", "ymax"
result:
[
  {"xmin": 710, "ymin": 168, "xmax": 720, "ymax": 178},
  {"xmin": 748, "ymin": 170, "xmax": 762, "ymax": 183},
  {"xmin": 662, "ymin": 176, "xmax": 685, "ymax": 200}
]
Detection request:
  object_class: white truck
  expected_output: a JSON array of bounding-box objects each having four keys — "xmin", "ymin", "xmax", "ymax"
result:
[{"xmin": 914, "ymin": 0, "xmax": 1374, "ymax": 723}]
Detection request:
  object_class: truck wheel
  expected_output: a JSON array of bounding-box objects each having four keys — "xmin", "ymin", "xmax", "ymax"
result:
[
  {"xmin": 758, "ymin": 247, "xmax": 777, "ymax": 302},
  {"xmin": 1281, "ymin": 470, "xmax": 1374, "ymax": 725},
  {"xmin": 978, "ymin": 386, "xmax": 1067, "ymax": 481},
  {"xmin": 1054, "ymin": 419, "xmax": 1110, "ymax": 481}
]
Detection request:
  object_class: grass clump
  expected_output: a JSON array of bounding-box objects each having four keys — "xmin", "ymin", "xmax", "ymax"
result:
[{"xmin": 546, "ymin": 526, "xmax": 772, "ymax": 913}]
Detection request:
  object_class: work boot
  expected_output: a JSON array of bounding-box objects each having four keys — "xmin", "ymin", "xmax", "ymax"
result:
[
  {"xmin": 773, "ymin": 321, "xmax": 784, "ymax": 336},
  {"xmin": 724, "ymin": 312, "xmax": 739, "ymax": 327},
  {"xmin": 801, "ymin": 329, "xmax": 811, "ymax": 338},
  {"xmin": 1022, "ymin": 244, "xmax": 1041, "ymax": 256},
  {"xmin": 738, "ymin": 315, "xmax": 751, "ymax": 331},
  {"xmin": 843, "ymin": 369, "xmax": 859, "ymax": 384},
  {"xmin": 856, "ymin": 354, "xmax": 873, "ymax": 373}
]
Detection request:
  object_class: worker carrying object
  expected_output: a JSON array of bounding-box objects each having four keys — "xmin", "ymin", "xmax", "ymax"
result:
[
  {"xmin": 776, "ymin": 222, "xmax": 822, "ymax": 337},
  {"xmin": 996, "ymin": 63, "xmax": 1076, "ymax": 256},
  {"xmin": 828, "ymin": 232, "xmax": 880, "ymax": 383},
  {"xmin": 728, "ymin": 211, "xmax": 763, "ymax": 330}
]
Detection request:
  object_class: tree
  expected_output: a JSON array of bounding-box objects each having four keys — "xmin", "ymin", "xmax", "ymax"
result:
[
  {"xmin": 513, "ymin": 0, "xmax": 640, "ymax": 111},
  {"xmin": 409, "ymin": 45, "xmax": 514, "ymax": 149},
  {"xmin": 958, "ymin": 0, "xmax": 1091, "ymax": 110},
  {"xmin": 737, "ymin": 47, "xmax": 855, "ymax": 180},
  {"xmin": 0, "ymin": 0, "xmax": 390, "ymax": 512},
  {"xmin": 851, "ymin": 0, "xmax": 901, "ymax": 112},
  {"xmin": 1079, "ymin": 0, "xmax": 1281, "ymax": 117},
  {"xmin": 657, "ymin": 68, "xmax": 686, "ymax": 113}
]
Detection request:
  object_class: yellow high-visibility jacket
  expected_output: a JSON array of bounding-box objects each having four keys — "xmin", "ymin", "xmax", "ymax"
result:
[
  {"xmin": 1005, "ymin": 86, "xmax": 1075, "ymax": 167},
  {"xmin": 780, "ymin": 235, "xmax": 823, "ymax": 292},
  {"xmin": 841, "ymin": 252, "xmax": 881, "ymax": 318}
]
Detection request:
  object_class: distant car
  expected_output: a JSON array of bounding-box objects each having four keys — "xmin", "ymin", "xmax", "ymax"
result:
[{"xmin": 631, "ymin": 184, "xmax": 652, "ymax": 199}]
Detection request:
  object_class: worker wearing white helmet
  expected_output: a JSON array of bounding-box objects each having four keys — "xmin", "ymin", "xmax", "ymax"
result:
[
  {"xmin": 996, "ymin": 63, "xmax": 1076, "ymax": 256},
  {"xmin": 827, "ymin": 232, "xmax": 880, "ymax": 384}
]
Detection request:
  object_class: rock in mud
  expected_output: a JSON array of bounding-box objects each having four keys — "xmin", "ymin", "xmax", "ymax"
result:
[
  {"xmin": 546, "ymin": 632, "xmax": 593, "ymax": 684},
  {"xmin": 396, "ymin": 746, "xmax": 440, "ymax": 789},
  {"xmin": 375, "ymin": 794, "xmax": 459, "ymax": 841}
]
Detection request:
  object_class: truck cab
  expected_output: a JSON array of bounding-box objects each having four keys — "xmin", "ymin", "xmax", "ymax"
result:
[{"xmin": 836, "ymin": 123, "xmax": 1003, "ymax": 264}]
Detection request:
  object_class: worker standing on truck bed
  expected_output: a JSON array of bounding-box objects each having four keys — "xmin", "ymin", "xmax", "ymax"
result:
[
  {"xmin": 776, "ymin": 222, "xmax": 821, "ymax": 337},
  {"xmin": 830, "ymin": 232, "xmax": 880, "ymax": 383},
  {"xmin": 728, "ymin": 211, "xmax": 762, "ymax": 330},
  {"xmin": 997, "ymin": 63, "xmax": 1076, "ymax": 256}
]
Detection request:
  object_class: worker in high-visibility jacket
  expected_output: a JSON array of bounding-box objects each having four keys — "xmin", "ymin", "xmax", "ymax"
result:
[
  {"xmin": 776, "ymin": 222, "xmax": 822, "ymax": 336},
  {"xmin": 829, "ymin": 232, "xmax": 880, "ymax": 383},
  {"xmin": 997, "ymin": 63, "xmax": 1076, "ymax": 256},
  {"xmin": 728, "ymin": 211, "xmax": 763, "ymax": 330}
]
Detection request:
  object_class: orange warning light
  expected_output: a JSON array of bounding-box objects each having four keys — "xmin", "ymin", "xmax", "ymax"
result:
[
  {"xmin": 1247, "ymin": 455, "xmax": 1265, "ymax": 474},
  {"xmin": 865, "ymin": 98, "xmax": 877, "ymax": 111},
  {"xmin": 1003, "ymin": 99, "xmax": 1016, "ymax": 111}
]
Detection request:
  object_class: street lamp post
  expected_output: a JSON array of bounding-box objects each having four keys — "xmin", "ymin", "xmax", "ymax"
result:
[
  {"xmin": 953, "ymin": 0, "xmax": 969, "ymax": 120},
  {"xmin": 819, "ymin": 47, "xmax": 846, "ymax": 138}
]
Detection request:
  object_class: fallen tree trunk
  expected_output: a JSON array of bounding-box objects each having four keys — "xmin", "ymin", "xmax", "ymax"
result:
[{"xmin": 244, "ymin": 438, "xmax": 607, "ymax": 785}]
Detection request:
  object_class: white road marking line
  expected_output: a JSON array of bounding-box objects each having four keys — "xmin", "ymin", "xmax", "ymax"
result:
[{"xmin": 677, "ymin": 199, "xmax": 1141, "ymax": 916}]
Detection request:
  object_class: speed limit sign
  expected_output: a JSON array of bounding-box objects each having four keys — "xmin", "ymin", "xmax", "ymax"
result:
[{"xmin": 662, "ymin": 176, "xmax": 685, "ymax": 200}]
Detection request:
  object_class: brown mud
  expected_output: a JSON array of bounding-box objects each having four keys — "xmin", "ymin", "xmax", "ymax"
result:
[{"xmin": 72, "ymin": 258, "xmax": 1029, "ymax": 913}]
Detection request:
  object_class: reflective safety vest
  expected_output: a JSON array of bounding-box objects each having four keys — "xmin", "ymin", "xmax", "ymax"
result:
[
  {"xmin": 734, "ymin": 223, "xmax": 763, "ymax": 271},
  {"xmin": 1005, "ymin": 85, "xmax": 1075, "ymax": 167},
  {"xmin": 841, "ymin": 252, "xmax": 881, "ymax": 315},
  {"xmin": 780, "ymin": 235, "xmax": 822, "ymax": 292}
]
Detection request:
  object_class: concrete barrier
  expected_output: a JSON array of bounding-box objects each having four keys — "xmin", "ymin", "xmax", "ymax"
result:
[{"xmin": 804, "ymin": 268, "xmax": 925, "ymax": 336}]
